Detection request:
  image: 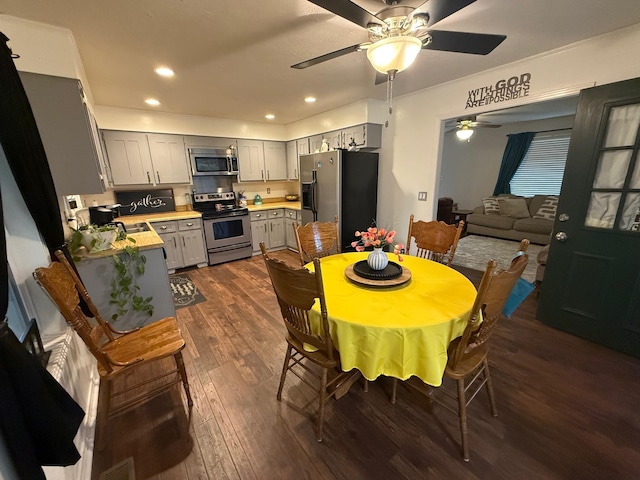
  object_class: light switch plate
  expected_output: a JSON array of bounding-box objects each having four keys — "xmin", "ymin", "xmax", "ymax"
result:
[{"xmin": 418, "ymin": 192, "xmax": 428, "ymax": 201}]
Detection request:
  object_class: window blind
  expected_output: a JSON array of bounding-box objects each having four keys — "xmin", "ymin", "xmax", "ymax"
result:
[{"xmin": 510, "ymin": 132, "xmax": 571, "ymax": 196}]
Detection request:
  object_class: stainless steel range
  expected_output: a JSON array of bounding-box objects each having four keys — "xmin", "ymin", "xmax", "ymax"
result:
[{"xmin": 192, "ymin": 191, "xmax": 252, "ymax": 265}]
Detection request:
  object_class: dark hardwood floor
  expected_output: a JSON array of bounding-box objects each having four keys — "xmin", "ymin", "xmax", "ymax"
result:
[{"xmin": 92, "ymin": 250, "xmax": 640, "ymax": 480}]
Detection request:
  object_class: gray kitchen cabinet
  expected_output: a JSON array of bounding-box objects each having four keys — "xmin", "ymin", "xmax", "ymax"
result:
[
  {"xmin": 285, "ymin": 209, "xmax": 299, "ymax": 250},
  {"xmin": 237, "ymin": 139, "xmax": 264, "ymax": 181},
  {"xmin": 149, "ymin": 218, "xmax": 207, "ymax": 271},
  {"xmin": 238, "ymin": 139, "xmax": 287, "ymax": 182},
  {"xmin": 18, "ymin": 71, "xmax": 106, "ymax": 195},
  {"xmin": 75, "ymin": 246, "xmax": 175, "ymax": 331},
  {"xmin": 286, "ymin": 140, "xmax": 298, "ymax": 180},
  {"xmin": 103, "ymin": 130, "xmax": 190, "ymax": 186},
  {"xmin": 341, "ymin": 123, "xmax": 383, "ymax": 150},
  {"xmin": 297, "ymin": 138, "xmax": 311, "ymax": 156},
  {"xmin": 309, "ymin": 134, "xmax": 323, "ymax": 153},
  {"xmin": 324, "ymin": 129, "xmax": 343, "ymax": 150},
  {"xmin": 183, "ymin": 135, "xmax": 237, "ymax": 150},
  {"xmin": 250, "ymin": 209, "xmax": 285, "ymax": 252}
]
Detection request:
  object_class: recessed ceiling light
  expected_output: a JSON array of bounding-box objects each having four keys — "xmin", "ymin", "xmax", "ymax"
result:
[
  {"xmin": 305, "ymin": 96, "xmax": 316, "ymax": 103},
  {"xmin": 155, "ymin": 67, "xmax": 174, "ymax": 77},
  {"xmin": 145, "ymin": 98, "xmax": 160, "ymax": 106},
  {"xmin": 265, "ymin": 114, "xmax": 275, "ymax": 120}
]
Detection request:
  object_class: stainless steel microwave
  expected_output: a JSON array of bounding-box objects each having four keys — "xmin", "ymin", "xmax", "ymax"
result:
[{"xmin": 189, "ymin": 147, "xmax": 239, "ymax": 176}]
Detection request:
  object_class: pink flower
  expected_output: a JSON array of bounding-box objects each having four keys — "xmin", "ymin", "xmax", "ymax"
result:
[{"xmin": 352, "ymin": 224, "xmax": 403, "ymax": 262}]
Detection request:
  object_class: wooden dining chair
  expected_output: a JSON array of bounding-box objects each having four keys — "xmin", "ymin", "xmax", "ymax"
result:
[
  {"xmin": 293, "ymin": 215, "xmax": 340, "ymax": 266},
  {"xmin": 391, "ymin": 241, "xmax": 529, "ymax": 461},
  {"xmin": 260, "ymin": 242, "xmax": 342, "ymax": 441},
  {"xmin": 33, "ymin": 250, "xmax": 193, "ymax": 450},
  {"xmin": 405, "ymin": 214, "xmax": 464, "ymax": 266}
]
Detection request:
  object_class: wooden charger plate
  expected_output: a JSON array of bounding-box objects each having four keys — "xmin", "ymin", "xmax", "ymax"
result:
[{"xmin": 344, "ymin": 263, "xmax": 412, "ymax": 287}]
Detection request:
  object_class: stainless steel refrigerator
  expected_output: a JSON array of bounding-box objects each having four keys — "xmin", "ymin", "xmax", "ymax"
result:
[{"xmin": 300, "ymin": 150, "xmax": 379, "ymax": 251}]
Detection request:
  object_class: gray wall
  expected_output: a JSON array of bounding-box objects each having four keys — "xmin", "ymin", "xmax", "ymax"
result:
[{"xmin": 438, "ymin": 115, "xmax": 575, "ymax": 210}]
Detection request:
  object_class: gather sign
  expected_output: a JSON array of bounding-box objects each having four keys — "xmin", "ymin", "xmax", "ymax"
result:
[{"xmin": 115, "ymin": 189, "xmax": 176, "ymax": 215}]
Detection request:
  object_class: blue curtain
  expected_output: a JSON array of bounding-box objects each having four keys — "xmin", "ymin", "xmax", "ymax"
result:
[{"xmin": 492, "ymin": 132, "xmax": 535, "ymax": 195}]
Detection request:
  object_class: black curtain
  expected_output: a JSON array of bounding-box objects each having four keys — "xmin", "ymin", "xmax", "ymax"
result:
[
  {"xmin": 0, "ymin": 32, "xmax": 83, "ymax": 479},
  {"xmin": 492, "ymin": 131, "xmax": 536, "ymax": 195}
]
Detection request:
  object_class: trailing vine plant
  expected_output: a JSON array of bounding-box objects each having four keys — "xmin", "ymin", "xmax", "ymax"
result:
[{"xmin": 109, "ymin": 241, "xmax": 154, "ymax": 322}]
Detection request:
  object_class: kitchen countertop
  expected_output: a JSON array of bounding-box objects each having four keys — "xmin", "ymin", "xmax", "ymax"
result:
[
  {"xmin": 114, "ymin": 210, "xmax": 202, "ymax": 223},
  {"xmin": 248, "ymin": 201, "xmax": 301, "ymax": 211},
  {"xmin": 75, "ymin": 229, "xmax": 165, "ymax": 260}
]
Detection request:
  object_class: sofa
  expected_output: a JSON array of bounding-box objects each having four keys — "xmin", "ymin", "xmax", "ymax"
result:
[{"xmin": 466, "ymin": 194, "xmax": 557, "ymax": 245}]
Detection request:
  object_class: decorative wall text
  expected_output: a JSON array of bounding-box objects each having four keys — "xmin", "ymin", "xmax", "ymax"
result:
[{"xmin": 466, "ymin": 73, "xmax": 531, "ymax": 109}]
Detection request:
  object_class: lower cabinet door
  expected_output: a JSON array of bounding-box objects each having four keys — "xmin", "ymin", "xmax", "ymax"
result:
[
  {"xmin": 161, "ymin": 232, "xmax": 184, "ymax": 269},
  {"xmin": 181, "ymin": 230, "xmax": 207, "ymax": 266},
  {"xmin": 285, "ymin": 218, "xmax": 298, "ymax": 250},
  {"xmin": 251, "ymin": 220, "xmax": 268, "ymax": 252},
  {"xmin": 269, "ymin": 218, "xmax": 286, "ymax": 249}
]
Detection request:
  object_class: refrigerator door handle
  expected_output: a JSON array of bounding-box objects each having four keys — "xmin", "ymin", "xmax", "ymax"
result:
[{"xmin": 311, "ymin": 170, "xmax": 318, "ymax": 221}]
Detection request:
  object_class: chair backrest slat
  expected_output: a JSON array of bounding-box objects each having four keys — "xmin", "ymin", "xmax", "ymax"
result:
[
  {"xmin": 261, "ymin": 244, "xmax": 334, "ymax": 358},
  {"xmin": 294, "ymin": 215, "xmax": 340, "ymax": 266},
  {"xmin": 406, "ymin": 215, "xmax": 464, "ymax": 266}
]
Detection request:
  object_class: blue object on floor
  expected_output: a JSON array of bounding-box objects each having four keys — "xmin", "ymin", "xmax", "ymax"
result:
[{"xmin": 502, "ymin": 277, "xmax": 535, "ymax": 318}]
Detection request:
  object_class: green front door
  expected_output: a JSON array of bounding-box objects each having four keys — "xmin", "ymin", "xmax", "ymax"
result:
[{"xmin": 538, "ymin": 78, "xmax": 640, "ymax": 357}]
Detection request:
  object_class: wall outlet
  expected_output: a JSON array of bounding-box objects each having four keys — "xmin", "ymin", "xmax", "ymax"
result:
[
  {"xmin": 418, "ymin": 192, "xmax": 428, "ymax": 201},
  {"xmin": 267, "ymin": 187, "xmax": 271, "ymax": 194}
]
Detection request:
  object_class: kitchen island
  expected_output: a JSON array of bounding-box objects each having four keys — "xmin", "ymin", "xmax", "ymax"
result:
[{"xmin": 74, "ymin": 226, "xmax": 176, "ymax": 331}]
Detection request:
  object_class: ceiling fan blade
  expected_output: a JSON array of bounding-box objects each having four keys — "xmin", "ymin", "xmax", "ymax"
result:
[
  {"xmin": 411, "ymin": 0, "xmax": 477, "ymax": 28},
  {"xmin": 291, "ymin": 43, "xmax": 363, "ymax": 69},
  {"xmin": 374, "ymin": 72, "xmax": 387, "ymax": 85},
  {"xmin": 307, "ymin": 0, "xmax": 383, "ymax": 29},
  {"xmin": 424, "ymin": 30, "xmax": 506, "ymax": 55}
]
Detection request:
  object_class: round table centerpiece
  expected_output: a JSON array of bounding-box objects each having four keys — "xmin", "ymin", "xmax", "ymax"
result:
[{"xmin": 351, "ymin": 225, "xmax": 404, "ymax": 271}]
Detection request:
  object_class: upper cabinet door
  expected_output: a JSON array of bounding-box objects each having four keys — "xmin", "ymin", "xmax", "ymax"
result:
[
  {"xmin": 324, "ymin": 130, "xmax": 342, "ymax": 149},
  {"xmin": 309, "ymin": 134, "xmax": 323, "ymax": 153},
  {"xmin": 147, "ymin": 134, "xmax": 190, "ymax": 184},
  {"xmin": 286, "ymin": 141, "xmax": 298, "ymax": 180},
  {"xmin": 103, "ymin": 131, "xmax": 154, "ymax": 185},
  {"xmin": 263, "ymin": 141, "xmax": 287, "ymax": 181},
  {"xmin": 237, "ymin": 139, "xmax": 265, "ymax": 181},
  {"xmin": 297, "ymin": 138, "xmax": 310, "ymax": 156}
]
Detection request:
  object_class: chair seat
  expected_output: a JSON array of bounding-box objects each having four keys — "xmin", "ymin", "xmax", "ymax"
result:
[
  {"xmin": 445, "ymin": 334, "xmax": 489, "ymax": 380},
  {"xmin": 286, "ymin": 334, "xmax": 339, "ymax": 370},
  {"xmin": 99, "ymin": 317, "xmax": 185, "ymax": 377}
]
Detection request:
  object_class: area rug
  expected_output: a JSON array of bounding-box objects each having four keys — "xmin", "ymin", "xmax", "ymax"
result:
[
  {"xmin": 452, "ymin": 235, "xmax": 543, "ymax": 283},
  {"xmin": 169, "ymin": 273, "xmax": 206, "ymax": 309}
]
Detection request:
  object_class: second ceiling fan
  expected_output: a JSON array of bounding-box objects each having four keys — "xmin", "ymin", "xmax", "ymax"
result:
[{"xmin": 292, "ymin": 0, "xmax": 507, "ymax": 78}]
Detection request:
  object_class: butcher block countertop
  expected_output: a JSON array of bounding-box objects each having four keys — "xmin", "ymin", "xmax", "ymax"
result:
[
  {"xmin": 114, "ymin": 210, "xmax": 202, "ymax": 223},
  {"xmin": 248, "ymin": 201, "xmax": 301, "ymax": 211},
  {"xmin": 75, "ymin": 230, "xmax": 165, "ymax": 260}
]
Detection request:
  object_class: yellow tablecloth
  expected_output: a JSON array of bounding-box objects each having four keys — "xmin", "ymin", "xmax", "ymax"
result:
[{"xmin": 308, "ymin": 252, "xmax": 477, "ymax": 386}]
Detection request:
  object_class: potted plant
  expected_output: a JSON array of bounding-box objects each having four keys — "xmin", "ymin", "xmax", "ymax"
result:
[{"xmin": 67, "ymin": 224, "xmax": 127, "ymax": 255}]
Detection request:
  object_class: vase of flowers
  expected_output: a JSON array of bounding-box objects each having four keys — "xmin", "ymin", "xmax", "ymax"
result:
[{"xmin": 351, "ymin": 226, "xmax": 404, "ymax": 271}]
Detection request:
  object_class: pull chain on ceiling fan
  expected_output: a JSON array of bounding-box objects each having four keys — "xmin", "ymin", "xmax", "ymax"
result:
[{"xmin": 292, "ymin": 0, "xmax": 507, "ymax": 113}]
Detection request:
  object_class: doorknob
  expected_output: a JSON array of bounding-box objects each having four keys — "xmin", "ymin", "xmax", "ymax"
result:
[
  {"xmin": 558, "ymin": 213, "xmax": 569, "ymax": 222},
  {"xmin": 555, "ymin": 231, "xmax": 568, "ymax": 242}
]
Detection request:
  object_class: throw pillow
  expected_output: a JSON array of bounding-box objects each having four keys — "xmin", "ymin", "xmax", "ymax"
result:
[
  {"xmin": 498, "ymin": 198, "xmax": 530, "ymax": 219},
  {"xmin": 482, "ymin": 197, "xmax": 501, "ymax": 215},
  {"xmin": 533, "ymin": 196, "xmax": 559, "ymax": 220}
]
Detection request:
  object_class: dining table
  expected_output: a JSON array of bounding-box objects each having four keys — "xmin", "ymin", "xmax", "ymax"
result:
[{"xmin": 307, "ymin": 251, "xmax": 478, "ymax": 387}]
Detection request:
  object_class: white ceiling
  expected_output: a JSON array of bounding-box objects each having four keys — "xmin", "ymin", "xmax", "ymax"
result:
[{"xmin": 2, "ymin": 0, "xmax": 640, "ymax": 125}]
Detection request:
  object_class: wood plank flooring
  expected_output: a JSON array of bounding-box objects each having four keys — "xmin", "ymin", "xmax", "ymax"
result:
[{"xmin": 91, "ymin": 250, "xmax": 640, "ymax": 480}]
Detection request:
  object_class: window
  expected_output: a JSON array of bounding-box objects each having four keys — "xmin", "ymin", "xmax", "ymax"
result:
[{"xmin": 510, "ymin": 131, "xmax": 571, "ymax": 196}]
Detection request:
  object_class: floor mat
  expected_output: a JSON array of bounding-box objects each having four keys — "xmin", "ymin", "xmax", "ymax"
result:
[
  {"xmin": 452, "ymin": 235, "xmax": 542, "ymax": 283},
  {"xmin": 99, "ymin": 456, "xmax": 135, "ymax": 480},
  {"xmin": 169, "ymin": 273, "xmax": 206, "ymax": 309}
]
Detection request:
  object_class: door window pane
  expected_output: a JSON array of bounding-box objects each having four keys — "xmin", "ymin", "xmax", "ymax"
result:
[
  {"xmin": 620, "ymin": 193, "xmax": 640, "ymax": 231},
  {"xmin": 603, "ymin": 104, "xmax": 640, "ymax": 147},
  {"xmin": 630, "ymin": 152, "xmax": 640, "ymax": 188},
  {"xmin": 585, "ymin": 192, "xmax": 621, "ymax": 229},
  {"xmin": 592, "ymin": 150, "xmax": 632, "ymax": 188}
]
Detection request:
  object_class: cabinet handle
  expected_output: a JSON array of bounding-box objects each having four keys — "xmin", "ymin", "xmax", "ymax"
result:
[
  {"xmin": 157, "ymin": 171, "xmax": 160, "ymax": 183},
  {"xmin": 270, "ymin": 223, "xmax": 273, "ymax": 232},
  {"xmin": 267, "ymin": 170, "xmax": 270, "ymax": 180},
  {"xmin": 295, "ymin": 169, "xmax": 297, "ymax": 178},
  {"xmin": 147, "ymin": 171, "xmax": 151, "ymax": 183},
  {"xmin": 256, "ymin": 214, "xmax": 261, "ymax": 218},
  {"xmin": 186, "ymin": 222, "xmax": 193, "ymax": 227},
  {"xmin": 182, "ymin": 237, "xmax": 186, "ymax": 247},
  {"xmin": 261, "ymin": 170, "xmax": 264, "ymax": 180},
  {"xmin": 161, "ymin": 225, "xmax": 168, "ymax": 230},
  {"xmin": 173, "ymin": 237, "xmax": 177, "ymax": 248}
]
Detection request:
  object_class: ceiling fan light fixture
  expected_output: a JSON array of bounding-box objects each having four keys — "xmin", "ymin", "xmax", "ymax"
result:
[
  {"xmin": 456, "ymin": 127, "xmax": 474, "ymax": 141},
  {"xmin": 366, "ymin": 36, "xmax": 422, "ymax": 74}
]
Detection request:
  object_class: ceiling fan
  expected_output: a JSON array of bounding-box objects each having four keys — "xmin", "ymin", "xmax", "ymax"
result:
[
  {"xmin": 291, "ymin": 0, "xmax": 507, "ymax": 77},
  {"xmin": 449, "ymin": 115, "xmax": 502, "ymax": 140}
]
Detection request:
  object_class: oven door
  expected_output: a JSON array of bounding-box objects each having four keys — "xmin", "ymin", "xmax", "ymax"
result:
[{"xmin": 203, "ymin": 214, "xmax": 251, "ymax": 251}]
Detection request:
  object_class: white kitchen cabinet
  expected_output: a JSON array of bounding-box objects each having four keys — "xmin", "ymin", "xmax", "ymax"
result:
[
  {"xmin": 19, "ymin": 72, "xmax": 107, "ymax": 195},
  {"xmin": 250, "ymin": 209, "xmax": 285, "ymax": 252},
  {"xmin": 263, "ymin": 141, "xmax": 287, "ymax": 181},
  {"xmin": 341, "ymin": 123, "xmax": 383, "ymax": 150},
  {"xmin": 286, "ymin": 140, "xmax": 298, "ymax": 180},
  {"xmin": 149, "ymin": 218, "xmax": 206, "ymax": 271},
  {"xmin": 237, "ymin": 139, "xmax": 265, "ymax": 181},
  {"xmin": 325, "ymin": 130, "xmax": 343, "ymax": 150},
  {"xmin": 103, "ymin": 131, "xmax": 190, "ymax": 186},
  {"xmin": 297, "ymin": 138, "xmax": 311, "ymax": 156},
  {"xmin": 237, "ymin": 139, "xmax": 287, "ymax": 182},
  {"xmin": 309, "ymin": 134, "xmax": 323, "ymax": 153}
]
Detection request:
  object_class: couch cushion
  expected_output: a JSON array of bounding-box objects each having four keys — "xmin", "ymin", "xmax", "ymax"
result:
[
  {"xmin": 498, "ymin": 198, "xmax": 530, "ymax": 219},
  {"xmin": 528, "ymin": 195, "xmax": 548, "ymax": 216},
  {"xmin": 514, "ymin": 217, "xmax": 554, "ymax": 234},
  {"xmin": 467, "ymin": 212, "xmax": 516, "ymax": 230},
  {"xmin": 482, "ymin": 197, "xmax": 501, "ymax": 215},
  {"xmin": 533, "ymin": 196, "xmax": 559, "ymax": 220}
]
